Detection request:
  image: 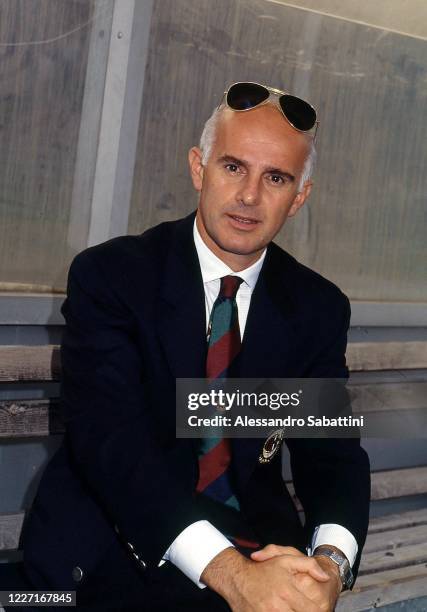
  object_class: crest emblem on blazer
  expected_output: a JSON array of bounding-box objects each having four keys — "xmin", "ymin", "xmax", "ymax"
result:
[{"xmin": 258, "ymin": 428, "xmax": 285, "ymax": 464}]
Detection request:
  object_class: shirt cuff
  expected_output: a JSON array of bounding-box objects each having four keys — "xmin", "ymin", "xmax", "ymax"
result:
[
  {"xmin": 160, "ymin": 520, "xmax": 235, "ymax": 588},
  {"xmin": 309, "ymin": 524, "xmax": 358, "ymax": 567}
]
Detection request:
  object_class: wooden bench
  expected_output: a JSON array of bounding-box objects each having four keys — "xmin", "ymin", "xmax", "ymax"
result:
[{"xmin": 1, "ymin": 343, "xmax": 427, "ymax": 611}]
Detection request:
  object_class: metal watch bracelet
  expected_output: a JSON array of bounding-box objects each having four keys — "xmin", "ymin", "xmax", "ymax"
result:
[{"xmin": 313, "ymin": 546, "xmax": 354, "ymax": 591}]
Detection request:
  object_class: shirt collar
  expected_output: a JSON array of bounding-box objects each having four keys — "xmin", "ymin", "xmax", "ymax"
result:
[{"xmin": 193, "ymin": 218, "xmax": 266, "ymax": 289}]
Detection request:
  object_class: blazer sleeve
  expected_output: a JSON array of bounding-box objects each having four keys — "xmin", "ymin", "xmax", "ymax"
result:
[
  {"xmin": 285, "ymin": 294, "xmax": 371, "ymax": 581},
  {"xmin": 60, "ymin": 248, "xmax": 206, "ymax": 568}
]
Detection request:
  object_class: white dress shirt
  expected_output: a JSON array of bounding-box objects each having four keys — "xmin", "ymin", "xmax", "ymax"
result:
[{"xmin": 161, "ymin": 219, "xmax": 357, "ymax": 587}]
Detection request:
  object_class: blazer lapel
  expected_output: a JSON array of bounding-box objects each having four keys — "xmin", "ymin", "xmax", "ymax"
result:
[
  {"xmin": 232, "ymin": 244, "xmax": 301, "ymax": 490},
  {"xmin": 156, "ymin": 213, "xmax": 207, "ymax": 379},
  {"xmin": 236, "ymin": 247, "xmax": 298, "ymax": 378}
]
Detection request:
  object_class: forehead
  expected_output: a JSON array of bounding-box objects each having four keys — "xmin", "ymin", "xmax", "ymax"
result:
[{"xmin": 213, "ymin": 105, "xmax": 309, "ymax": 170}]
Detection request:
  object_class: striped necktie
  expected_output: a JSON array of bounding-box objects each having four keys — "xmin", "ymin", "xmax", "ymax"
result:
[{"xmin": 196, "ymin": 275, "xmax": 243, "ymax": 506}]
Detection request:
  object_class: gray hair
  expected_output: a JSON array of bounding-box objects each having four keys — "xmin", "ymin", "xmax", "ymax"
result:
[{"xmin": 199, "ymin": 105, "xmax": 316, "ymax": 192}]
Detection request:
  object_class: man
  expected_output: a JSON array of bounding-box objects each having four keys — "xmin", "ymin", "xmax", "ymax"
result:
[{"xmin": 23, "ymin": 83, "xmax": 370, "ymax": 611}]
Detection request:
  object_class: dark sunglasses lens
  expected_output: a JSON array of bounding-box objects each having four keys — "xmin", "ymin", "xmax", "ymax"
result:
[
  {"xmin": 227, "ymin": 83, "xmax": 269, "ymax": 110},
  {"xmin": 280, "ymin": 95, "xmax": 316, "ymax": 131}
]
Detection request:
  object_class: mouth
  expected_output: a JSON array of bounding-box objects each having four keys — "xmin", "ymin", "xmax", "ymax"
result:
[{"xmin": 227, "ymin": 213, "xmax": 260, "ymax": 226}]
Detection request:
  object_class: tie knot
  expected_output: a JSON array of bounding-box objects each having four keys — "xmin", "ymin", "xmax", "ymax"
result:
[{"xmin": 219, "ymin": 275, "xmax": 243, "ymax": 299}]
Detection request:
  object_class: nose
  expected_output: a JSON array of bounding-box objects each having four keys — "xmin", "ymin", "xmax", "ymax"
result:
[{"xmin": 235, "ymin": 175, "xmax": 261, "ymax": 206}]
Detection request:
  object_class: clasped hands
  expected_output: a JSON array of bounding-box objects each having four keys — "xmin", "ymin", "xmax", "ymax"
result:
[{"xmin": 202, "ymin": 544, "xmax": 342, "ymax": 612}]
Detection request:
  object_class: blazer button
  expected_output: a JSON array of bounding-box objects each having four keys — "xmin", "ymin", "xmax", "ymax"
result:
[
  {"xmin": 131, "ymin": 551, "xmax": 147, "ymax": 570},
  {"xmin": 72, "ymin": 566, "xmax": 84, "ymax": 582}
]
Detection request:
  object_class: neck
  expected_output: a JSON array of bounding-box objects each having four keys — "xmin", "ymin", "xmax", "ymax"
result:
[
  {"xmin": 219, "ymin": 251, "xmax": 263, "ymax": 272},
  {"xmin": 196, "ymin": 212, "xmax": 264, "ymax": 272}
]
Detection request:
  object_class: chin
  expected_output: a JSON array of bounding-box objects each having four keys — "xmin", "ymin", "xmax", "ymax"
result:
[{"xmin": 217, "ymin": 236, "xmax": 265, "ymax": 257}]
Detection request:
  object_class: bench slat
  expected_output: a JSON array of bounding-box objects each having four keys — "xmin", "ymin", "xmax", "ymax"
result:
[
  {"xmin": 337, "ymin": 563, "xmax": 427, "ymax": 611},
  {"xmin": 1, "ymin": 376, "xmax": 426, "ymax": 438},
  {"xmin": 0, "ymin": 346, "xmax": 60, "ymax": 382},
  {"xmin": 370, "ymin": 467, "xmax": 427, "ymax": 500},
  {"xmin": 0, "ymin": 400, "xmax": 63, "ymax": 437},
  {"xmin": 0, "ymin": 512, "xmax": 24, "ymax": 551},
  {"xmin": 351, "ymin": 381, "xmax": 427, "ymax": 413},
  {"xmin": 368, "ymin": 508, "xmax": 427, "ymax": 534},
  {"xmin": 288, "ymin": 466, "xmax": 427, "ymax": 510},
  {"xmin": 1, "ymin": 341, "xmax": 427, "ymax": 382},
  {"xmin": 347, "ymin": 341, "xmax": 427, "ymax": 371},
  {"xmin": 363, "ymin": 523, "xmax": 427, "ymax": 553},
  {"xmin": 359, "ymin": 542, "xmax": 427, "ymax": 574}
]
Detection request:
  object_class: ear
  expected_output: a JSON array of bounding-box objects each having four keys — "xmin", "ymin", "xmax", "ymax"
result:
[
  {"xmin": 188, "ymin": 147, "xmax": 204, "ymax": 192},
  {"xmin": 288, "ymin": 180, "xmax": 312, "ymax": 217}
]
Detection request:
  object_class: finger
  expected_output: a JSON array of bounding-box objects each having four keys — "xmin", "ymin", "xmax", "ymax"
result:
[
  {"xmin": 283, "ymin": 556, "xmax": 330, "ymax": 581},
  {"xmin": 250, "ymin": 550, "xmax": 271, "ymax": 561},
  {"xmin": 251, "ymin": 545, "xmax": 304, "ymax": 561}
]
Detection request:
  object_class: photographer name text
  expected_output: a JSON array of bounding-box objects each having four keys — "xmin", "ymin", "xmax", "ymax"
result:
[{"xmin": 187, "ymin": 415, "xmax": 364, "ymax": 428}]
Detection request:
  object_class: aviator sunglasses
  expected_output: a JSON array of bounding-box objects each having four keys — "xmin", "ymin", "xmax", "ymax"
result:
[{"xmin": 221, "ymin": 81, "xmax": 318, "ymax": 137}]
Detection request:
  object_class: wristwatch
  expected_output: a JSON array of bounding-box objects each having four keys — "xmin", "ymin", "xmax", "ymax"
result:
[{"xmin": 313, "ymin": 547, "xmax": 354, "ymax": 590}]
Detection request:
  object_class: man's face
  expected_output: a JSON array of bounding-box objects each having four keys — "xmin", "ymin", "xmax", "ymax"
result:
[{"xmin": 189, "ymin": 104, "xmax": 312, "ymax": 270}]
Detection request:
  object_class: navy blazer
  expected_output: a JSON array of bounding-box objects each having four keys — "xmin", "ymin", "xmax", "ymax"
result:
[{"xmin": 23, "ymin": 212, "xmax": 370, "ymax": 591}]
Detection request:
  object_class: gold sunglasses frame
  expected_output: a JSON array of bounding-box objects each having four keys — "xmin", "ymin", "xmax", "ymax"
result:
[{"xmin": 219, "ymin": 81, "xmax": 319, "ymax": 140}]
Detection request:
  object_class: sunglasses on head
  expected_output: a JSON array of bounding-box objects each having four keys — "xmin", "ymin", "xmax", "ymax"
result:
[{"xmin": 220, "ymin": 81, "xmax": 318, "ymax": 137}]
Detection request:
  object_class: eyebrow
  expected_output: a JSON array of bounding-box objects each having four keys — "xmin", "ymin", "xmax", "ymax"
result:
[{"xmin": 217, "ymin": 154, "xmax": 295, "ymax": 183}]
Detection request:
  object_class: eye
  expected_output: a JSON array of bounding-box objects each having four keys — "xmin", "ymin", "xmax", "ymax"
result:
[
  {"xmin": 268, "ymin": 174, "xmax": 285, "ymax": 185},
  {"xmin": 225, "ymin": 163, "xmax": 239, "ymax": 173}
]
